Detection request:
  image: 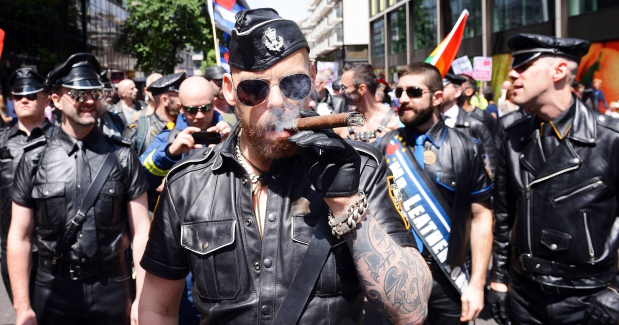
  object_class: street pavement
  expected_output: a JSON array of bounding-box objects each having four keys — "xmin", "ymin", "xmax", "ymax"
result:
[{"xmin": 0, "ymin": 281, "xmax": 14, "ymax": 325}]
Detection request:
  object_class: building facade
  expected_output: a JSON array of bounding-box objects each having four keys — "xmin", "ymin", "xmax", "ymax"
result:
[
  {"xmin": 368, "ymin": 0, "xmax": 619, "ymax": 102},
  {"xmin": 303, "ymin": 0, "xmax": 370, "ymax": 71},
  {"xmin": 0, "ymin": 0, "xmax": 137, "ymax": 96}
]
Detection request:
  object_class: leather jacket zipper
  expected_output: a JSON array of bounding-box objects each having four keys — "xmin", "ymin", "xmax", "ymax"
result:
[
  {"xmin": 525, "ymin": 165, "xmax": 580, "ymax": 255},
  {"xmin": 553, "ymin": 180, "xmax": 604, "ymax": 204},
  {"xmin": 583, "ymin": 211, "xmax": 595, "ymax": 265}
]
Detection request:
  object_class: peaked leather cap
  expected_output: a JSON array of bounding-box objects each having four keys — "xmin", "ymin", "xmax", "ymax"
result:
[
  {"xmin": 9, "ymin": 68, "xmax": 46, "ymax": 95},
  {"xmin": 508, "ymin": 33, "xmax": 591, "ymax": 68},
  {"xmin": 147, "ymin": 72, "xmax": 186, "ymax": 96},
  {"xmin": 46, "ymin": 53, "xmax": 103, "ymax": 91}
]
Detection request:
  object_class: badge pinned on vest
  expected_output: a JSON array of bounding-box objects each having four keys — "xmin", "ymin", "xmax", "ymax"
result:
[
  {"xmin": 264, "ymin": 27, "xmax": 284, "ymax": 53},
  {"xmin": 387, "ymin": 176, "xmax": 411, "ymax": 230},
  {"xmin": 424, "ymin": 151, "xmax": 437, "ymax": 165},
  {"xmin": 482, "ymin": 152, "xmax": 492, "ymax": 179}
]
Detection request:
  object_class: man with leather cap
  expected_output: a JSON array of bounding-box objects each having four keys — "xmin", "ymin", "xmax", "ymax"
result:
[
  {"xmin": 7, "ymin": 53, "xmax": 150, "ymax": 324},
  {"xmin": 139, "ymin": 8, "xmax": 432, "ymax": 325},
  {"xmin": 124, "ymin": 72, "xmax": 186, "ymax": 155},
  {"xmin": 488, "ymin": 33, "xmax": 619, "ymax": 325},
  {"xmin": 203, "ymin": 66, "xmax": 237, "ymax": 124},
  {"xmin": 441, "ymin": 73, "xmax": 497, "ymax": 176},
  {"xmin": 97, "ymin": 69, "xmax": 126, "ymax": 137},
  {"xmin": 376, "ymin": 62, "xmax": 494, "ymax": 324},
  {"xmin": 0, "ymin": 68, "xmax": 55, "ymax": 303}
]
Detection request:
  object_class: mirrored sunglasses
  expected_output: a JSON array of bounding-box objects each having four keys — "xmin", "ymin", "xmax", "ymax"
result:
[
  {"xmin": 13, "ymin": 93, "xmax": 40, "ymax": 101},
  {"xmin": 69, "ymin": 89, "xmax": 104, "ymax": 102},
  {"xmin": 182, "ymin": 103, "xmax": 213, "ymax": 114},
  {"xmin": 234, "ymin": 73, "xmax": 312, "ymax": 107},
  {"xmin": 395, "ymin": 86, "xmax": 431, "ymax": 99}
]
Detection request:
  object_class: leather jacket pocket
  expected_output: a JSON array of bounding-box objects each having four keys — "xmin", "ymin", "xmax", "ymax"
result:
[
  {"xmin": 540, "ymin": 229, "xmax": 571, "ymax": 252},
  {"xmin": 436, "ymin": 171, "xmax": 457, "ymax": 191},
  {"xmin": 181, "ymin": 220, "xmax": 240, "ymax": 300},
  {"xmin": 31, "ymin": 183, "xmax": 65, "ymax": 228},
  {"xmin": 551, "ymin": 177, "xmax": 606, "ymax": 207},
  {"xmin": 97, "ymin": 181, "xmax": 126, "ymax": 227}
]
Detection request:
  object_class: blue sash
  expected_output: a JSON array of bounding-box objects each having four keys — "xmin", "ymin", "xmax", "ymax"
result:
[{"xmin": 384, "ymin": 132, "xmax": 470, "ymax": 294}]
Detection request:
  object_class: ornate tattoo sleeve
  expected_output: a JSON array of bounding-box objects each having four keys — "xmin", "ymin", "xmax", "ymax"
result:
[{"xmin": 346, "ymin": 211, "xmax": 432, "ymax": 325}]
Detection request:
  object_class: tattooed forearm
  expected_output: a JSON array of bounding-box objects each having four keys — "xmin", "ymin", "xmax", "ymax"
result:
[{"xmin": 345, "ymin": 212, "xmax": 432, "ymax": 325}]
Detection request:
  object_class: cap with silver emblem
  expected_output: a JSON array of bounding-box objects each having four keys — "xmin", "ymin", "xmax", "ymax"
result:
[
  {"xmin": 9, "ymin": 68, "xmax": 46, "ymax": 95},
  {"xmin": 45, "ymin": 53, "xmax": 104, "ymax": 92}
]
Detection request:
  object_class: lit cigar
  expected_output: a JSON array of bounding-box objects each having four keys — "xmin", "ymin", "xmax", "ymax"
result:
[{"xmin": 286, "ymin": 112, "xmax": 366, "ymax": 132}]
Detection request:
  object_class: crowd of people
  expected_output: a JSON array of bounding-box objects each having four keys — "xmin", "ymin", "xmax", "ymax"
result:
[{"xmin": 0, "ymin": 7, "xmax": 617, "ymax": 325}]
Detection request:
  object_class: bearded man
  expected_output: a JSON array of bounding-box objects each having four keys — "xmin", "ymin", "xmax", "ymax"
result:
[
  {"xmin": 139, "ymin": 8, "xmax": 431, "ymax": 325},
  {"xmin": 376, "ymin": 62, "xmax": 494, "ymax": 324}
]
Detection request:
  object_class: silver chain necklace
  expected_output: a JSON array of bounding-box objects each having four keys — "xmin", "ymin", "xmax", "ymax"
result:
[{"xmin": 235, "ymin": 134, "xmax": 263, "ymax": 194}]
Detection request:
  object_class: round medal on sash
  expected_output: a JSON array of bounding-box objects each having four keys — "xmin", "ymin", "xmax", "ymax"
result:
[{"xmin": 424, "ymin": 150, "xmax": 437, "ymax": 165}]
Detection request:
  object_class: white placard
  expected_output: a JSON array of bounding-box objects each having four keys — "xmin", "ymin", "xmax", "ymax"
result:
[
  {"xmin": 451, "ymin": 56, "xmax": 473, "ymax": 76},
  {"xmin": 473, "ymin": 56, "xmax": 493, "ymax": 81}
]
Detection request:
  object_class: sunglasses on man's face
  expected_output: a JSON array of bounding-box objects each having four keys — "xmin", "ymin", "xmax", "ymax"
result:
[
  {"xmin": 233, "ymin": 73, "xmax": 312, "ymax": 107},
  {"xmin": 68, "ymin": 89, "xmax": 104, "ymax": 102},
  {"xmin": 181, "ymin": 103, "xmax": 213, "ymax": 114},
  {"xmin": 212, "ymin": 79, "xmax": 223, "ymax": 87},
  {"xmin": 395, "ymin": 86, "xmax": 431, "ymax": 99},
  {"xmin": 13, "ymin": 93, "xmax": 40, "ymax": 101}
]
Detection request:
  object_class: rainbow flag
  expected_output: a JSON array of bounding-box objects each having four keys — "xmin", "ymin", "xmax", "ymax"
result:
[
  {"xmin": 425, "ymin": 10, "xmax": 469, "ymax": 77},
  {"xmin": 0, "ymin": 29, "xmax": 5, "ymax": 60}
]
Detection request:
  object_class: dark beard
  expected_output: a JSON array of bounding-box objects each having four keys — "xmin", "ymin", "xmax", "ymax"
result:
[
  {"xmin": 399, "ymin": 97, "xmax": 434, "ymax": 127},
  {"xmin": 243, "ymin": 120, "xmax": 298, "ymax": 160}
]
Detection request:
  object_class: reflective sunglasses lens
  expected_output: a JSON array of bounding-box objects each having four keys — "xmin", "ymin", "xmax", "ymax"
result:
[
  {"xmin": 92, "ymin": 89, "xmax": 103, "ymax": 101},
  {"xmin": 280, "ymin": 74, "xmax": 312, "ymax": 101},
  {"xmin": 236, "ymin": 79, "xmax": 270, "ymax": 106},
  {"xmin": 395, "ymin": 87, "xmax": 404, "ymax": 98}
]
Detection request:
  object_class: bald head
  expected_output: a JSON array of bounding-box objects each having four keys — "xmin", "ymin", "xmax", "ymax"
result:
[
  {"xmin": 118, "ymin": 79, "xmax": 137, "ymax": 100},
  {"xmin": 179, "ymin": 76, "xmax": 214, "ymax": 107}
]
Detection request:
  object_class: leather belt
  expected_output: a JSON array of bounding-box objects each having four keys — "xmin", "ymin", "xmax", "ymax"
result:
[
  {"xmin": 512, "ymin": 270, "xmax": 602, "ymax": 295},
  {"xmin": 39, "ymin": 255, "xmax": 127, "ymax": 281},
  {"xmin": 519, "ymin": 254, "xmax": 603, "ymax": 279}
]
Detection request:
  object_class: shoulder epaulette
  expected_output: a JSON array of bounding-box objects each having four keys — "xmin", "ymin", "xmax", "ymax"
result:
[
  {"xmin": 23, "ymin": 137, "xmax": 47, "ymax": 152},
  {"xmin": 595, "ymin": 114, "xmax": 619, "ymax": 133},
  {"xmin": 166, "ymin": 147, "xmax": 215, "ymax": 181},
  {"xmin": 348, "ymin": 140, "xmax": 381, "ymax": 163},
  {"xmin": 468, "ymin": 113, "xmax": 485, "ymax": 122},
  {"xmin": 110, "ymin": 135, "xmax": 133, "ymax": 147}
]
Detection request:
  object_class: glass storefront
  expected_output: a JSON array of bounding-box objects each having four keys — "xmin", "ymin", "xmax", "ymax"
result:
[
  {"xmin": 492, "ymin": 0, "xmax": 551, "ymax": 32},
  {"xmin": 448, "ymin": 0, "xmax": 482, "ymax": 38},
  {"xmin": 569, "ymin": 0, "xmax": 619, "ymax": 16},
  {"xmin": 389, "ymin": 6, "xmax": 407, "ymax": 55},
  {"xmin": 413, "ymin": 0, "xmax": 437, "ymax": 49},
  {"xmin": 372, "ymin": 19, "xmax": 386, "ymax": 58}
]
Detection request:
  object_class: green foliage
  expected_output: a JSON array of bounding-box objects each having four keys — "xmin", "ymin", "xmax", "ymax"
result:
[
  {"xmin": 117, "ymin": 0, "xmax": 214, "ymax": 74},
  {"xmin": 200, "ymin": 48, "xmax": 218, "ymax": 74}
]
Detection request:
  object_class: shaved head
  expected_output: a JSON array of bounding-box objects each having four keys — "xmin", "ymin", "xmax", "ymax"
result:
[
  {"xmin": 179, "ymin": 76, "xmax": 214, "ymax": 107},
  {"xmin": 118, "ymin": 79, "xmax": 137, "ymax": 100}
]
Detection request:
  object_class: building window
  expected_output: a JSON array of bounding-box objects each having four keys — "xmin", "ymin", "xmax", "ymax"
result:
[
  {"xmin": 492, "ymin": 0, "xmax": 551, "ymax": 32},
  {"xmin": 569, "ymin": 0, "xmax": 619, "ymax": 16},
  {"xmin": 336, "ymin": 26, "xmax": 343, "ymax": 43},
  {"xmin": 379, "ymin": 0, "xmax": 385, "ymax": 12},
  {"xmin": 389, "ymin": 0, "xmax": 396, "ymax": 6},
  {"xmin": 372, "ymin": 19, "xmax": 386, "ymax": 58},
  {"xmin": 335, "ymin": 2, "xmax": 342, "ymax": 18},
  {"xmin": 389, "ymin": 7, "xmax": 407, "ymax": 55},
  {"xmin": 371, "ymin": 0, "xmax": 377, "ymax": 16},
  {"xmin": 413, "ymin": 0, "xmax": 437, "ymax": 49},
  {"xmin": 446, "ymin": 0, "xmax": 482, "ymax": 39}
]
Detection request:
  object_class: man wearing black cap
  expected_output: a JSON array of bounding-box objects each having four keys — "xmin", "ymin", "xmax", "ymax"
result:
[
  {"xmin": 125, "ymin": 72, "xmax": 185, "ymax": 155},
  {"xmin": 376, "ymin": 62, "xmax": 494, "ymax": 325},
  {"xmin": 489, "ymin": 33, "xmax": 619, "ymax": 325},
  {"xmin": 0, "ymin": 68, "xmax": 55, "ymax": 304},
  {"xmin": 441, "ymin": 73, "xmax": 497, "ymax": 175},
  {"xmin": 139, "ymin": 8, "xmax": 431, "ymax": 325},
  {"xmin": 204, "ymin": 65, "xmax": 237, "ymax": 125},
  {"xmin": 7, "ymin": 53, "xmax": 150, "ymax": 324},
  {"xmin": 97, "ymin": 69, "xmax": 126, "ymax": 137}
]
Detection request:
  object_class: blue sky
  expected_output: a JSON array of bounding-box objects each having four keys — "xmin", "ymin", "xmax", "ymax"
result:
[{"xmin": 245, "ymin": 0, "xmax": 310, "ymax": 22}]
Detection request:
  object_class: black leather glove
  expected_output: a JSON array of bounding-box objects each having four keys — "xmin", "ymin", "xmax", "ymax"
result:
[
  {"xmin": 288, "ymin": 111, "xmax": 360, "ymax": 197},
  {"xmin": 585, "ymin": 287, "xmax": 619, "ymax": 325},
  {"xmin": 487, "ymin": 288, "xmax": 511, "ymax": 325}
]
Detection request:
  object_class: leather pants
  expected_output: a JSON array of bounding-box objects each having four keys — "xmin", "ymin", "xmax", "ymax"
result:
[
  {"xmin": 509, "ymin": 271, "xmax": 602, "ymax": 325},
  {"xmin": 424, "ymin": 260, "xmax": 467, "ymax": 325},
  {"xmin": 34, "ymin": 256, "xmax": 133, "ymax": 325}
]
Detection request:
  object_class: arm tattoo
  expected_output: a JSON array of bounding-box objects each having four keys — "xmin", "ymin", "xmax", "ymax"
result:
[{"xmin": 346, "ymin": 212, "xmax": 432, "ymax": 325}]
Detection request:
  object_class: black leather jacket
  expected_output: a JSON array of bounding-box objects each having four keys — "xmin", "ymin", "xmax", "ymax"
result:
[
  {"xmin": 0, "ymin": 120, "xmax": 54, "ymax": 247},
  {"xmin": 318, "ymin": 90, "xmax": 347, "ymax": 114},
  {"xmin": 141, "ymin": 125, "xmax": 415, "ymax": 324},
  {"xmin": 497, "ymin": 107, "xmax": 527, "ymax": 140},
  {"xmin": 492, "ymin": 96, "xmax": 619, "ymax": 289},
  {"xmin": 12, "ymin": 127, "xmax": 148, "ymax": 264},
  {"xmin": 453, "ymin": 107, "xmax": 498, "ymax": 175},
  {"xmin": 376, "ymin": 120, "xmax": 493, "ymax": 266}
]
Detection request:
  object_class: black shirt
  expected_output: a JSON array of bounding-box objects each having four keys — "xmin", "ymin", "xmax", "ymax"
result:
[{"xmin": 12, "ymin": 127, "xmax": 148, "ymax": 263}]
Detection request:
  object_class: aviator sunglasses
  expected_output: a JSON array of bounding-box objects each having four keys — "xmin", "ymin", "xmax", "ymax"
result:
[
  {"xmin": 68, "ymin": 89, "xmax": 104, "ymax": 102},
  {"xmin": 395, "ymin": 86, "xmax": 431, "ymax": 99},
  {"xmin": 182, "ymin": 103, "xmax": 213, "ymax": 114},
  {"xmin": 233, "ymin": 73, "xmax": 313, "ymax": 106}
]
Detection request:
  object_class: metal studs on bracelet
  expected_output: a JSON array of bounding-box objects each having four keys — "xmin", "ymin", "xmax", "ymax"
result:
[{"xmin": 328, "ymin": 192, "xmax": 368, "ymax": 238}]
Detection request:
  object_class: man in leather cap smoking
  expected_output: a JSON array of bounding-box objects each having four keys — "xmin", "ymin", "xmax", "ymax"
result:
[{"xmin": 139, "ymin": 8, "xmax": 432, "ymax": 325}]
